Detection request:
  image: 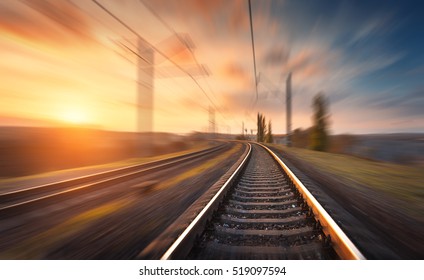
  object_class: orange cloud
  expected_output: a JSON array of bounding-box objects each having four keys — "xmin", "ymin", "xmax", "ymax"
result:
[
  {"xmin": 153, "ymin": 33, "xmax": 196, "ymax": 64},
  {"xmin": 0, "ymin": 0, "xmax": 94, "ymax": 45},
  {"xmin": 281, "ymin": 46, "xmax": 339, "ymax": 82},
  {"xmin": 221, "ymin": 63, "xmax": 251, "ymax": 86},
  {"xmin": 286, "ymin": 49, "xmax": 315, "ymax": 72},
  {"xmin": 299, "ymin": 63, "xmax": 328, "ymax": 79},
  {"xmin": 228, "ymin": 0, "xmax": 249, "ymax": 32},
  {"xmin": 144, "ymin": 0, "xmax": 249, "ymax": 34}
]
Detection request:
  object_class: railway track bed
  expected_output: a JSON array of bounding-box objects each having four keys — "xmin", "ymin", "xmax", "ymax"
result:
[
  {"xmin": 158, "ymin": 143, "xmax": 365, "ymax": 260},
  {"xmin": 188, "ymin": 144, "xmax": 336, "ymax": 259}
]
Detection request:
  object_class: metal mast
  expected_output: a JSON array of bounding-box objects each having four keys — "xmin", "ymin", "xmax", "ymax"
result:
[
  {"xmin": 286, "ymin": 72, "xmax": 292, "ymax": 146},
  {"xmin": 137, "ymin": 38, "xmax": 154, "ymax": 133}
]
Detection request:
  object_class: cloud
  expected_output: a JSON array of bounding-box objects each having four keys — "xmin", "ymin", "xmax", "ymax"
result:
[
  {"xmin": 0, "ymin": 0, "xmax": 94, "ymax": 45},
  {"xmin": 262, "ymin": 46, "xmax": 290, "ymax": 67},
  {"xmin": 220, "ymin": 63, "xmax": 252, "ymax": 87},
  {"xmin": 228, "ymin": 0, "xmax": 250, "ymax": 32},
  {"xmin": 286, "ymin": 49, "xmax": 315, "ymax": 73},
  {"xmin": 143, "ymin": 0, "xmax": 249, "ymax": 34},
  {"xmin": 215, "ymin": 1, "xmax": 414, "ymax": 133},
  {"xmin": 360, "ymin": 87, "xmax": 424, "ymax": 117},
  {"xmin": 0, "ymin": 0, "xmax": 420, "ymax": 134},
  {"xmin": 348, "ymin": 12, "xmax": 395, "ymax": 46}
]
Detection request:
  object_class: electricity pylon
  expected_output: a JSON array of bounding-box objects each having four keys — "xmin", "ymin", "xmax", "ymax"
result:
[{"xmin": 113, "ymin": 34, "xmax": 209, "ymax": 133}]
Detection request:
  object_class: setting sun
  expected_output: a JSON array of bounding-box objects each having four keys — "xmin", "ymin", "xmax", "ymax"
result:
[{"xmin": 62, "ymin": 109, "xmax": 89, "ymax": 125}]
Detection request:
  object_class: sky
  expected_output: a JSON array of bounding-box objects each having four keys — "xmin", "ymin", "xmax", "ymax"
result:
[{"xmin": 0, "ymin": 0, "xmax": 423, "ymax": 134}]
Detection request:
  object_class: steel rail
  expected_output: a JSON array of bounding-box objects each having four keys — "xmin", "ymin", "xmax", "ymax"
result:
[
  {"xmin": 0, "ymin": 144, "xmax": 226, "ymax": 202},
  {"xmin": 259, "ymin": 143, "xmax": 366, "ymax": 260},
  {"xmin": 160, "ymin": 143, "xmax": 252, "ymax": 260},
  {"xmin": 0, "ymin": 143, "xmax": 229, "ymax": 218}
]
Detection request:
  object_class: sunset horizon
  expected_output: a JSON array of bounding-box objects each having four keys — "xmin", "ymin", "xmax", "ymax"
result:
[{"xmin": 1, "ymin": 0, "xmax": 423, "ymax": 135}]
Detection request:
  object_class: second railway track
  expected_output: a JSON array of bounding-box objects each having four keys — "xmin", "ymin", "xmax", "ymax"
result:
[
  {"xmin": 0, "ymin": 143, "xmax": 229, "ymax": 218},
  {"xmin": 159, "ymin": 143, "xmax": 365, "ymax": 260}
]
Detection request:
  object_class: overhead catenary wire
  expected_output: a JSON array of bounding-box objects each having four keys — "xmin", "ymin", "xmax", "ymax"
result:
[
  {"xmin": 91, "ymin": 0, "xmax": 221, "ymax": 119},
  {"xmin": 137, "ymin": 0, "xmax": 231, "ymax": 124},
  {"xmin": 110, "ymin": 39, "xmax": 211, "ymax": 108},
  {"xmin": 68, "ymin": 0, "xmax": 244, "ymax": 131},
  {"xmin": 248, "ymin": 0, "xmax": 259, "ymax": 103},
  {"xmin": 258, "ymin": 72, "xmax": 287, "ymax": 102},
  {"xmin": 64, "ymin": 0, "xmax": 205, "ymax": 125}
]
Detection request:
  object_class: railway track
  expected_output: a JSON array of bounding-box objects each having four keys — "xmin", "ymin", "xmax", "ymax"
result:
[
  {"xmin": 0, "ymin": 143, "xmax": 229, "ymax": 219},
  {"xmin": 159, "ymin": 143, "xmax": 365, "ymax": 260}
]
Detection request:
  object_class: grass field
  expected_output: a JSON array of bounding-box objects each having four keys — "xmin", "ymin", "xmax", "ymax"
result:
[{"xmin": 269, "ymin": 144, "xmax": 424, "ymax": 218}]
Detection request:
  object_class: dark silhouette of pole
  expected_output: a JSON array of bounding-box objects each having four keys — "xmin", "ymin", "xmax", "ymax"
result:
[{"xmin": 286, "ymin": 72, "xmax": 292, "ymax": 146}]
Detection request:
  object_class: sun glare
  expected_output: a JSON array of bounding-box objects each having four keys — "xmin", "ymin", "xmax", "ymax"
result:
[{"xmin": 62, "ymin": 109, "xmax": 88, "ymax": 125}]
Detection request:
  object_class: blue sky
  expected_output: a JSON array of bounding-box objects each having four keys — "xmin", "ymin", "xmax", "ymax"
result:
[{"xmin": 247, "ymin": 0, "xmax": 424, "ymax": 133}]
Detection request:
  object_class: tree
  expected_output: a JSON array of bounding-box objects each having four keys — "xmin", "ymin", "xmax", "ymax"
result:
[
  {"xmin": 256, "ymin": 113, "xmax": 266, "ymax": 142},
  {"xmin": 310, "ymin": 93, "xmax": 330, "ymax": 151},
  {"xmin": 293, "ymin": 127, "xmax": 312, "ymax": 148},
  {"xmin": 265, "ymin": 120, "xmax": 274, "ymax": 143}
]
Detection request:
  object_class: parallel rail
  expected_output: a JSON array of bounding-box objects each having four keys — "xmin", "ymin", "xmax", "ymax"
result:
[
  {"xmin": 259, "ymin": 144, "xmax": 365, "ymax": 260},
  {"xmin": 160, "ymin": 143, "xmax": 252, "ymax": 260},
  {"xmin": 0, "ymin": 143, "xmax": 228, "ymax": 218},
  {"xmin": 160, "ymin": 142, "xmax": 365, "ymax": 260}
]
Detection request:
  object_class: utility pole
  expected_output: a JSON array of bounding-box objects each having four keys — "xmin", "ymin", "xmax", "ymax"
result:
[
  {"xmin": 286, "ymin": 72, "xmax": 292, "ymax": 147},
  {"xmin": 137, "ymin": 38, "xmax": 154, "ymax": 133},
  {"xmin": 242, "ymin": 121, "xmax": 245, "ymax": 137}
]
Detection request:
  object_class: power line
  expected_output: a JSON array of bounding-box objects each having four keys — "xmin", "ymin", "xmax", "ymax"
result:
[
  {"xmin": 139, "ymin": 0, "xmax": 235, "ymax": 128},
  {"xmin": 114, "ymin": 40, "xmax": 149, "ymax": 63},
  {"xmin": 248, "ymin": 0, "xmax": 259, "ymax": 103},
  {"xmin": 91, "ymin": 0, "xmax": 220, "ymax": 117},
  {"xmin": 258, "ymin": 72, "xmax": 286, "ymax": 101},
  {"xmin": 137, "ymin": 0, "xmax": 230, "ymax": 123},
  {"xmin": 66, "ymin": 0, "xmax": 208, "ymax": 130}
]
